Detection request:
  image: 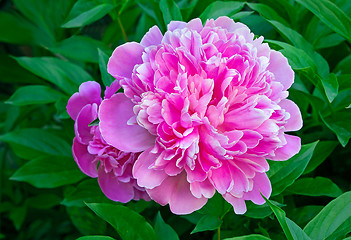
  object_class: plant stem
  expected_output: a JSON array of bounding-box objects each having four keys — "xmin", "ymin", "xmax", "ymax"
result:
[
  {"xmin": 218, "ymin": 226, "xmax": 221, "ymax": 240},
  {"xmin": 118, "ymin": 16, "xmax": 128, "ymax": 42}
]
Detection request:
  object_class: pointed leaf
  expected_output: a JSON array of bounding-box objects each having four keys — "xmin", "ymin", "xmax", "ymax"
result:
[
  {"xmin": 155, "ymin": 212, "xmax": 179, "ymax": 240},
  {"xmin": 199, "ymin": 1, "xmax": 245, "ymax": 22},
  {"xmin": 159, "ymin": 0, "xmax": 183, "ymax": 25},
  {"xmin": 98, "ymin": 49, "xmax": 114, "ymax": 87},
  {"xmin": 87, "ymin": 203, "xmax": 156, "ymax": 240},
  {"xmin": 286, "ymin": 177, "xmax": 342, "ymax": 197}
]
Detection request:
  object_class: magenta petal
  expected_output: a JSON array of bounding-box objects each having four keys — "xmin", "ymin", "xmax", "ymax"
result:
[
  {"xmin": 98, "ymin": 167, "xmax": 134, "ymax": 203},
  {"xmin": 140, "ymin": 26, "xmax": 163, "ymax": 47},
  {"xmin": 133, "ymin": 148, "xmax": 168, "ymax": 188},
  {"xmin": 244, "ymin": 172, "xmax": 271, "ymax": 205},
  {"xmin": 107, "ymin": 42, "xmax": 144, "ymax": 79},
  {"xmin": 279, "ymin": 99, "xmax": 303, "ymax": 131},
  {"xmin": 67, "ymin": 81, "xmax": 102, "ymax": 120},
  {"xmin": 270, "ymin": 134, "xmax": 301, "ymax": 161},
  {"xmin": 267, "ymin": 50, "xmax": 294, "ymax": 91},
  {"xmin": 99, "ymin": 93, "xmax": 156, "ymax": 152},
  {"xmin": 72, "ymin": 137, "xmax": 98, "ymax": 178},
  {"xmin": 147, "ymin": 172, "xmax": 208, "ymax": 214},
  {"xmin": 74, "ymin": 104, "xmax": 98, "ymax": 145},
  {"xmin": 223, "ymin": 193, "xmax": 247, "ymax": 214},
  {"xmin": 104, "ymin": 80, "xmax": 121, "ymax": 99}
]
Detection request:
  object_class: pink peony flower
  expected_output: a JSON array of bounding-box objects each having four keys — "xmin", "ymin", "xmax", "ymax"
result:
[
  {"xmin": 67, "ymin": 81, "xmax": 150, "ymax": 203},
  {"xmin": 99, "ymin": 16, "xmax": 302, "ymax": 214}
]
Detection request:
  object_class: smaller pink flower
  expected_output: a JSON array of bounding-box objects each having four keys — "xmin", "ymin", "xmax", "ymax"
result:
[{"xmin": 67, "ymin": 81, "xmax": 150, "ymax": 202}]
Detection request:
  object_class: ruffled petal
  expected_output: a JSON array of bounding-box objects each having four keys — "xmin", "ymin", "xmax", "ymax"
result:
[
  {"xmin": 147, "ymin": 172, "xmax": 208, "ymax": 214},
  {"xmin": 107, "ymin": 42, "xmax": 145, "ymax": 79},
  {"xmin": 279, "ymin": 99, "xmax": 303, "ymax": 131},
  {"xmin": 74, "ymin": 104, "xmax": 98, "ymax": 145},
  {"xmin": 67, "ymin": 81, "xmax": 102, "ymax": 120},
  {"xmin": 141, "ymin": 25, "xmax": 163, "ymax": 47},
  {"xmin": 98, "ymin": 166, "xmax": 134, "ymax": 203},
  {"xmin": 269, "ymin": 134, "xmax": 301, "ymax": 161},
  {"xmin": 267, "ymin": 50, "xmax": 294, "ymax": 91},
  {"xmin": 243, "ymin": 172, "xmax": 271, "ymax": 205},
  {"xmin": 133, "ymin": 148, "xmax": 168, "ymax": 189},
  {"xmin": 72, "ymin": 137, "xmax": 98, "ymax": 178},
  {"xmin": 223, "ymin": 193, "xmax": 247, "ymax": 214},
  {"xmin": 99, "ymin": 93, "xmax": 156, "ymax": 152}
]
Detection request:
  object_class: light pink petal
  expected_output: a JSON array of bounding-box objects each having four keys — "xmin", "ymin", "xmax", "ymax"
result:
[
  {"xmin": 104, "ymin": 80, "xmax": 121, "ymax": 99},
  {"xmin": 72, "ymin": 137, "xmax": 98, "ymax": 178},
  {"xmin": 147, "ymin": 172, "xmax": 208, "ymax": 214},
  {"xmin": 107, "ymin": 42, "xmax": 144, "ymax": 79},
  {"xmin": 214, "ymin": 16, "xmax": 247, "ymax": 33},
  {"xmin": 223, "ymin": 193, "xmax": 247, "ymax": 214},
  {"xmin": 140, "ymin": 26, "xmax": 163, "ymax": 47},
  {"xmin": 210, "ymin": 162, "xmax": 233, "ymax": 194},
  {"xmin": 279, "ymin": 99, "xmax": 303, "ymax": 131},
  {"xmin": 190, "ymin": 179, "xmax": 216, "ymax": 198},
  {"xmin": 99, "ymin": 93, "xmax": 156, "ymax": 152},
  {"xmin": 243, "ymin": 172, "xmax": 271, "ymax": 205},
  {"xmin": 133, "ymin": 148, "xmax": 168, "ymax": 189},
  {"xmin": 186, "ymin": 18, "xmax": 203, "ymax": 32},
  {"xmin": 74, "ymin": 104, "xmax": 98, "ymax": 145},
  {"xmin": 98, "ymin": 166, "xmax": 134, "ymax": 203},
  {"xmin": 67, "ymin": 81, "xmax": 102, "ymax": 120},
  {"xmin": 269, "ymin": 134, "xmax": 301, "ymax": 161},
  {"xmin": 167, "ymin": 21, "xmax": 186, "ymax": 31},
  {"xmin": 267, "ymin": 50, "xmax": 294, "ymax": 91}
]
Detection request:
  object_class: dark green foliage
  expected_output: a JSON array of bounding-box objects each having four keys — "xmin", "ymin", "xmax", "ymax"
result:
[{"xmin": 0, "ymin": 0, "xmax": 351, "ymax": 239}]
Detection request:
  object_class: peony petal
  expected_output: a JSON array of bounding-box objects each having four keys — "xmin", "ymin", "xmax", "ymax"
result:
[
  {"xmin": 147, "ymin": 172, "xmax": 208, "ymax": 214},
  {"xmin": 107, "ymin": 42, "xmax": 145, "ymax": 79},
  {"xmin": 243, "ymin": 172, "xmax": 271, "ymax": 205},
  {"xmin": 67, "ymin": 81, "xmax": 102, "ymax": 120},
  {"xmin": 72, "ymin": 137, "xmax": 98, "ymax": 178},
  {"xmin": 104, "ymin": 80, "xmax": 121, "ymax": 99},
  {"xmin": 141, "ymin": 26, "xmax": 163, "ymax": 47},
  {"xmin": 74, "ymin": 104, "xmax": 98, "ymax": 145},
  {"xmin": 214, "ymin": 16, "xmax": 248, "ymax": 34},
  {"xmin": 98, "ymin": 166, "xmax": 135, "ymax": 203},
  {"xmin": 223, "ymin": 193, "xmax": 247, "ymax": 214},
  {"xmin": 133, "ymin": 148, "xmax": 168, "ymax": 189},
  {"xmin": 167, "ymin": 21, "xmax": 187, "ymax": 31},
  {"xmin": 269, "ymin": 134, "xmax": 301, "ymax": 161},
  {"xmin": 279, "ymin": 99, "xmax": 303, "ymax": 131},
  {"xmin": 186, "ymin": 18, "xmax": 203, "ymax": 32},
  {"xmin": 99, "ymin": 93, "xmax": 156, "ymax": 152},
  {"xmin": 267, "ymin": 50, "xmax": 294, "ymax": 91}
]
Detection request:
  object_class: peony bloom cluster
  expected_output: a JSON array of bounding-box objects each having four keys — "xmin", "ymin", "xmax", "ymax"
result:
[
  {"xmin": 68, "ymin": 16, "xmax": 302, "ymax": 215},
  {"xmin": 67, "ymin": 81, "xmax": 150, "ymax": 203}
]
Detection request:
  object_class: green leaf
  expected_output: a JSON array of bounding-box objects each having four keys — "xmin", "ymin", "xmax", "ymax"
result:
[
  {"xmin": 27, "ymin": 193, "xmax": 61, "ymax": 209},
  {"xmin": 191, "ymin": 215, "xmax": 222, "ymax": 234},
  {"xmin": 334, "ymin": 54, "xmax": 351, "ymax": 75},
  {"xmin": 68, "ymin": 207, "xmax": 107, "ymax": 236},
  {"xmin": 76, "ymin": 237, "xmax": 115, "ymax": 240},
  {"xmin": 155, "ymin": 212, "xmax": 179, "ymax": 240},
  {"xmin": 321, "ymin": 110, "xmax": 351, "ymax": 147},
  {"xmin": 304, "ymin": 141, "xmax": 338, "ymax": 174},
  {"xmin": 268, "ymin": 141, "xmax": 318, "ymax": 196},
  {"xmin": 315, "ymin": 33, "xmax": 345, "ymax": 49},
  {"xmin": 295, "ymin": 0, "xmax": 351, "ymax": 43},
  {"xmin": 14, "ymin": 57, "xmax": 93, "ymax": 95},
  {"xmin": 0, "ymin": 128, "xmax": 71, "ymax": 159},
  {"xmin": 50, "ymin": 36, "xmax": 111, "ymax": 63},
  {"xmin": 286, "ymin": 177, "xmax": 343, "ymax": 197},
  {"xmin": 62, "ymin": 0, "xmax": 115, "ymax": 28},
  {"xmin": 244, "ymin": 201, "xmax": 285, "ymax": 219},
  {"xmin": 263, "ymin": 196, "xmax": 310, "ymax": 240},
  {"xmin": 246, "ymin": 3, "xmax": 289, "ymax": 26},
  {"xmin": 87, "ymin": 203, "xmax": 156, "ymax": 240},
  {"xmin": 199, "ymin": 1, "xmax": 245, "ymax": 22},
  {"xmin": 290, "ymin": 206, "xmax": 324, "ymax": 227},
  {"xmin": 98, "ymin": 49, "xmax": 114, "ymax": 87},
  {"xmin": 9, "ymin": 205, "xmax": 27, "ymax": 230},
  {"xmin": 267, "ymin": 20, "xmax": 329, "ymax": 78},
  {"xmin": 198, "ymin": 193, "xmax": 232, "ymax": 218},
  {"xmin": 304, "ymin": 191, "xmax": 351, "ymax": 240},
  {"xmin": 10, "ymin": 156, "xmax": 85, "ymax": 188},
  {"xmin": 62, "ymin": 179, "xmax": 110, "ymax": 207},
  {"xmin": 6, "ymin": 85, "xmax": 64, "ymax": 106},
  {"xmin": 322, "ymin": 73, "xmax": 339, "ymax": 102},
  {"xmin": 76, "ymin": 236, "xmax": 115, "ymax": 240},
  {"xmin": 0, "ymin": 12, "xmax": 37, "ymax": 45},
  {"xmin": 159, "ymin": 0, "xmax": 183, "ymax": 25},
  {"xmin": 286, "ymin": 218, "xmax": 312, "ymax": 240},
  {"xmin": 223, "ymin": 234, "xmax": 271, "ymax": 240}
]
